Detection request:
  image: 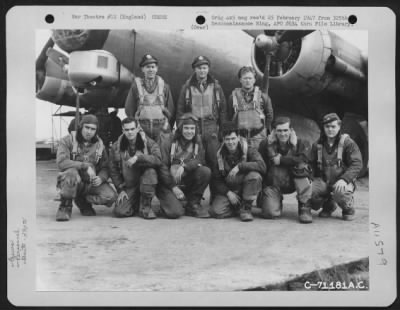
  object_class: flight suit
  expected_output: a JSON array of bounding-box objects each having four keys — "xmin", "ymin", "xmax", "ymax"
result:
[
  {"xmin": 158, "ymin": 132, "xmax": 211, "ymax": 217},
  {"xmin": 56, "ymin": 133, "xmax": 117, "ymax": 217},
  {"xmin": 176, "ymin": 74, "xmax": 227, "ymax": 167},
  {"xmin": 109, "ymin": 133, "xmax": 184, "ymax": 219},
  {"xmin": 309, "ymin": 133, "xmax": 363, "ymax": 219},
  {"xmin": 258, "ymin": 133, "xmax": 312, "ymax": 220},
  {"xmin": 125, "ymin": 75, "xmax": 175, "ymax": 140},
  {"xmin": 209, "ymin": 138, "xmax": 266, "ymax": 219},
  {"xmin": 227, "ymin": 87, "xmax": 273, "ymax": 150}
]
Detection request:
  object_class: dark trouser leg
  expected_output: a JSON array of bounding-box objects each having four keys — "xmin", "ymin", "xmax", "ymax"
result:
[
  {"xmin": 183, "ymin": 166, "xmax": 211, "ymax": 218},
  {"xmin": 56, "ymin": 168, "xmax": 80, "ymax": 221},
  {"xmin": 310, "ymin": 178, "xmax": 329, "ymax": 211},
  {"xmin": 260, "ymin": 186, "xmax": 283, "ymax": 219},
  {"xmin": 209, "ymin": 194, "xmax": 235, "ymax": 218},
  {"xmin": 86, "ymin": 182, "xmax": 118, "ymax": 207},
  {"xmin": 294, "ymin": 177, "xmax": 313, "ymax": 223},
  {"xmin": 201, "ymin": 120, "xmax": 220, "ymax": 202},
  {"xmin": 139, "ymin": 168, "xmax": 158, "ymax": 219},
  {"xmin": 113, "ymin": 187, "xmax": 140, "ymax": 218},
  {"xmin": 242, "ymin": 171, "xmax": 262, "ymax": 201},
  {"xmin": 240, "ymin": 171, "xmax": 262, "ymax": 221},
  {"xmin": 156, "ymin": 185, "xmax": 185, "ymax": 219}
]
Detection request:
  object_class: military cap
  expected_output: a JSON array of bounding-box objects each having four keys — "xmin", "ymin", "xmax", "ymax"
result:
[
  {"xmin": 273, "ymin": 116, "xmax": 291, "ymax": 128},
  {"xmin": 322, "ymin": 113, "xmax": 341, "ymax": 125},
  {"xmin": 192, "ymin": 55, "xmax": 210, "ymax": 68},
  {"xmin": 79, "ymin": 114, "xmax": 99, "ymax": 127},
  {"xmin": 140, "ymin": 54, "xmax": 158, "ymax": 67}
]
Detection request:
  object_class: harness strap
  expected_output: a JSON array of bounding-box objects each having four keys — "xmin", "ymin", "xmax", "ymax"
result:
[
  {"xmin": 71, "ymin": 131, "xmax": 78, "ymax": 160},
  {"xmin": 216, "ymin": 146, "xmax": 225, "ymax": 173},
  {"xmin": 214, "ymin": 81, "xmax": 221, "ymax": 109},
  {"xmin": 170, "ymin": 141, "xmax": 177, "ymax": 160},
  {"xmin": 232, "ymin": 89, "xmax": 239, "ymax": 120},
  {"xmin": 94, "ymin": 137, "xmax": 104, "ymax": 164},
  {"xmin": 317, "ymin": 144, "xmax": 323, "ymax": 171},
  {"xmin": 134, "ymin": 77, "xmax": 144, "ymax": 105},
  {"xmin": 194, "ymin": 143, "xmax": 199, "ymax": 159},
  {"xmin": 240, "ymin": 137, "xmax": 248, "ymax": 163},
  {"xmin": 156, "ymin": 76, "xmax": 165, "ymax": 105},
  {"xmin": 337, "ymin": 134, "xmax": 349, "ymax": 165}
]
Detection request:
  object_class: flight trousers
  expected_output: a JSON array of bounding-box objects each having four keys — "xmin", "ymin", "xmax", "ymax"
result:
[{"xmin": 210, "ymin": 171, "xmax": 262, "ymax": 218}]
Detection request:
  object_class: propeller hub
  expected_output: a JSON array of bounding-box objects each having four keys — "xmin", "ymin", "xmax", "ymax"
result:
[{"xmin": 255, "ymin": 34, "xmax": 275, "ymax": 54}]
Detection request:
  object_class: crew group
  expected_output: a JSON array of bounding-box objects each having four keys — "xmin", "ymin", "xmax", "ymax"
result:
[{"xmin": 55, "ymin": 54, "xmax": 363, "ymax": 224}]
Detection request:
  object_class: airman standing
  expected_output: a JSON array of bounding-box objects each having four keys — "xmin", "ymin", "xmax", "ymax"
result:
[{"xmin": 125, "ymin": 54, "xmax": 175, "ymax": 140}]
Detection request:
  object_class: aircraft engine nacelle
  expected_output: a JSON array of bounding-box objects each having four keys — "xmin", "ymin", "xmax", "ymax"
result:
[
  {"xmin": 68, "ymin": 50, "xmax": 133, "ymax": 89},
  {"xmin": 251, "ymin": 30, "xmax": 367, "ymax": 101}
]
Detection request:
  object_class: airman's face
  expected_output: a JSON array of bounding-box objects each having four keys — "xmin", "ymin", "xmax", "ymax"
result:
[
  {"xmin": 224, "ymin": 132, "xmax": 239, "ymax": 152},
  {"xmin": 240, "ymin": 72, "xmax": 256, "ymax": 90},
  {"xmin": 182, "ymin": 124, "xmax": 196, "ymax": 141},
  {"xmin": 275, "ymin": 122, "xmax": 291, "ymax": 143},
  {"xmin": 194, "ymin": 64, "xmax": 209, "ymax": 80},
  {"xmin": 122, "ymin": 121, "xmax": 138, "ymax": 141},
  {"xmin": 141, "ymin": 63, "xmax": 158, "ymax": 79},
  {"xmin": 81, "ymin": 124, "xmax": 97, "ymax": 141},
  {"xmin": 324, "ymin": 120, "xmax": 341, "ymax": 139}
]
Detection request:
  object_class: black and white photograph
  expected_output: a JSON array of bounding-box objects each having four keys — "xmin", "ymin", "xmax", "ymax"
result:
[{"xmin": 7, "ymin": 6, "xmax": 396, "ymax": 307}]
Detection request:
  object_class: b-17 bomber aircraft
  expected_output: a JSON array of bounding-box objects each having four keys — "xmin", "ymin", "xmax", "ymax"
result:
[{"xmin": 36, "ymin": 29, "xmax": 368, "ymax": 174}]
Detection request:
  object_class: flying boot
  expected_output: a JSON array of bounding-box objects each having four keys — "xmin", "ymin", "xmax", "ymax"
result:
[
  {"xmin": 319, "ymin": 198, "xmax": 338, "ymax": 218},
  {"xmin": 342, "ymin": 197, "xmax": 355, "ymax": 221},
  {"xmin": 56, "ymin": 198, "xmax": 73, "ymax": 221},
  {"xmin": 139, "ymin": 193, "xmax": 156, "ymax": 219},
  {"xmin": 298, "ymin": 201, "xmax": 312, "ymax": 224},
  {"xmin": 239, "ymin": 200, "xmax": 253, "ymax": 222},
  {"xmin": 186, "ymin": 197, "xmax": 210, "ymax": 218},
  {"xmin": 74, "ymin": 196, "xmax": 96, "ymax": 216}
]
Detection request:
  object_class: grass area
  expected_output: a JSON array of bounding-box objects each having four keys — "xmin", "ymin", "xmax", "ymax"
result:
[{"xmin": 245, "ymin": 258, "xmax": 369, "ymax": 291}]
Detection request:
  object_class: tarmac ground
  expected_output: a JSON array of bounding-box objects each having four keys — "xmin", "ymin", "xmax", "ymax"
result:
[{"xmin": 36, "ymin": 160, "xmax": 369, "ymax": 291}]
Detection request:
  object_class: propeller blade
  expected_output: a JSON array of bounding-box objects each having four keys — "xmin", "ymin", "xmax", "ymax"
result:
[
  {"xmin": 276, "ymin": 30, "xmax": 314, "ymax": 43},
  {"xmin": 243, "ymin": 30, "xmax": 265, "ymax": 38},
  {"xmin": 262, "ymin": 54, "xmax": 272, "ymax": 94}
]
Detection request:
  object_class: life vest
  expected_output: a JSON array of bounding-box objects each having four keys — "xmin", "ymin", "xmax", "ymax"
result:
[
  {"xmin": 317, "ymin": 134, "xmax": 349, "ymax": 184},
  {"xmin": 134, "ymin": 76, "xmax": 166, "ymax": 139},
  {"xmin": 70, "ymin": 131, "xmax": 104, "ymax": 164},
  {"xmin": 216, "ymin": 137, "xmax": 248, "ymax": 176},
  {"xmin": 134, "ymin": 76, "xmax": 165, "ymax": 121},
  {"xmin": 170, "ymin": 140, "xmax": 199, "ymax": 165},
  {"xmin": 185, "ymin": 80, "xmax": 221, "ymax": 120},
  {"xmin": 232, "ymin": 87, "xmax": 264, "ymax": 131}
]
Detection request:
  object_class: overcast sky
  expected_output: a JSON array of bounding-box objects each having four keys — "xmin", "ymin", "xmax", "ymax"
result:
[{"xmin": 35, "ymin": 29, "xmax": 368, "ymax": 140}]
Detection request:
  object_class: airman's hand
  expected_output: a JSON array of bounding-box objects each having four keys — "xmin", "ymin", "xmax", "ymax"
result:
[
  {"xmin": 227, "ymin": 190, "xmax": 241, "ymax": 206},
  {"xmin": 333, "ymin": 179, "xmax": 347, "ymax": 193},
  {"xmin": 172, "ymin": 186, "xmax": 186, "ymax": 201},
  {"xmin": 90, "ymin": 176, "xmax": 102, "ymax": 187},
  {"xmin": 227, "ymin": 165, "xmax": 240, "ymax": 183},
  {"xmin": 126, "ymin": 155, "xmax": 138, "ymax": 168}
]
